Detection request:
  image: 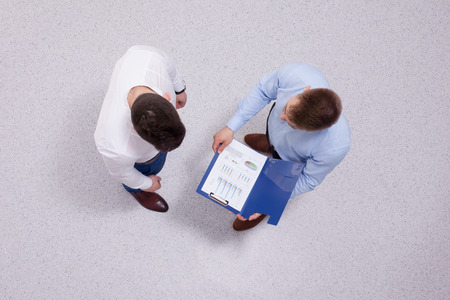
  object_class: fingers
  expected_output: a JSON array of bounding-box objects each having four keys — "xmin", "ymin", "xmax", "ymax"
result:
[
  {"xmin": 175, "ymin": 93, "xmax": 187, "ymax": 109},
  {"xmin": 176, "ymin": 100, "xmax": 186, "ymax": 109},
  {"xmin": 143, "ymin": 175, "xmax": 162, "ymax": 192},
  {"xmin": 229, "ymin": 212, "xmax": 261, "ymax": 221},
  {"xmin": 149, "ymin": 174, "xmax": 161, "ymax": 181},
  {"xmin": 153, "ymin": 181, "xmax": 161, "ymax": 192},
  {"xmin": 248, "ymin": 213, "xmax": 262, "ymax": 221},
  {"xmin": 237, "ymin": 214, "xmax": 247, "ymax": 221},
  {"xmin": 212, "ymin": 137, "xmax": 221, "ymax": 152},
  {"xmin": 149, "ymin": 175, "xmax": 162, "ymax": 191},
  {"xmin": 217, "ymin": 142, "xmax": 228, "ymax": 154},
  {"xmin": 212, "ymin": 127, "xmax": 233, "ymax": 153}
]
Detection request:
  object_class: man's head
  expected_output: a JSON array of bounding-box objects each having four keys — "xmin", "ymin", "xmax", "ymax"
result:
[
  {"xmin": 131, "ymin": 93, "xmax": 185, "ymax": 152},
  {"xmin": 280, "ymin": 87, "xmax": 342, "ymax": 131}
]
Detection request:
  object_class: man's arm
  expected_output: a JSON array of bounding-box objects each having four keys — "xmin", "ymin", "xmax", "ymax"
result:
[
  {"xmin": 291, "ymin": 146, "xmax": 350, "ymax": 197},
  {"xmin": 100, "ymin": 152, "xmax": 161, "ymax": 192},
  {"xmin": 212, "ymin": 68, "xmax": 282, "ymax": 152},
  {"xmin": 161, "ymin": 51, "xmax": 187, "ymax": 109},
  {"xmin": 226, "ymin": 68, "xmax": 281, "ymax": 132}
]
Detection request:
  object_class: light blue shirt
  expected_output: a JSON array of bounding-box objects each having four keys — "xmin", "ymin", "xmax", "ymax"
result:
[{"xmin": 227, "ymin": 63, "xmax": 351, "ymax": 197}]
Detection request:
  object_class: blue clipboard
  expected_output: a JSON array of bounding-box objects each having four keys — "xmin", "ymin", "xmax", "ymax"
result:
[{"xmin": 196, "ymin": 140, "xmax": 302, "ymax": 225}]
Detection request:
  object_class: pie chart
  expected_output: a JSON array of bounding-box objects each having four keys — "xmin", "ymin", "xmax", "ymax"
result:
[{"xmin": 245, "ymin": 161, "xmax": 257, "ymax": 170}]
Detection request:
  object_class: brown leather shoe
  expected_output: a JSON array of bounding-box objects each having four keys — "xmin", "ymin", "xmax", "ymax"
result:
[
  {"xmin": 130, "ymin": 191, "xmax": 169, "ymax": 212},
  {"xmin": 233, "ymin": 214, "xmax": 267, "ymax": 231},
  {"xmin": 244, "ymin": 134, "xmax": 270, "ymax": 153}
]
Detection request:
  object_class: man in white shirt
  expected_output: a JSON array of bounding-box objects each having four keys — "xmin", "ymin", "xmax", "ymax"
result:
[{"xmin": 94, "ymin": 46, "xmax": 187, "ymax": 212}]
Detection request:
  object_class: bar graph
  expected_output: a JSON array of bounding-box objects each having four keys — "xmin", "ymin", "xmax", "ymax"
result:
[
  {"xmin": 215, "ymin": 176, "xmax": 242, "ymax": 200},
  {"xmin": 200, "ymin": 140, "xmax": 267, "ymax": 211}
]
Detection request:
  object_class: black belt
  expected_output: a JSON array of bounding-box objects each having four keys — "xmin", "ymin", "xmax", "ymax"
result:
[{"xmin": 136, "ymin": 152, "xmax": 161, "ymax": 165}]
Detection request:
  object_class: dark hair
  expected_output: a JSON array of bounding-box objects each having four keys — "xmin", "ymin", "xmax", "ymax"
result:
[
  {"xmin": 289, "ymin": 88, "xmax": 342, "ymax": 131},
  {"xmin": 131, "ymin": 93, "xmax": 185, "ymax": 152}
]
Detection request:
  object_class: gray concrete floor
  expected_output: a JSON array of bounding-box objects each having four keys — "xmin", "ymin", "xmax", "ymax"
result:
[{"xmin": 1, "ymin": 1, "xmax": 449, "ymax": 299}]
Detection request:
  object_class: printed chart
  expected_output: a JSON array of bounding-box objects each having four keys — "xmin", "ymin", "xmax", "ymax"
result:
[{"xmin": 201, "ymin": 140, "xmax": 267, "ymax": 211}]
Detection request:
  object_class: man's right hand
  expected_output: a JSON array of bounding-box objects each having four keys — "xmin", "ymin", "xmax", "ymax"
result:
[
  {"xmin": 142, "ymin": 175, "xmax": 161, "ymax": 192},
  {"xmin": 212, "ymin": 126, "xmax": 234, "ymax": 153}
]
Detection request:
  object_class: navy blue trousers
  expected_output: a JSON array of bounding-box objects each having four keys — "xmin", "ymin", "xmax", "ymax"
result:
[{"xmin": 122, "ymin": 152, "xmax": 167, "ymax": 193}]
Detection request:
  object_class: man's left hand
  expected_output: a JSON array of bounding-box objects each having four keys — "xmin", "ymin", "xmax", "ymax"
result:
[{"xmin": 176, "ymin": 92, "xmax": 187, "ymax": 109}]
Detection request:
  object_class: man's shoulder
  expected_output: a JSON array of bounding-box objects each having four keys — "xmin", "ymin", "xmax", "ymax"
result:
[
  {"xmin": 318, "ymin": 115, "xmax": 351, "ymax": 151},
  {"xmin": 124, "ymin": 45, "xmax": 168, "ymax": 61},
  {"xmin": 278, "ymin": 62, "xmax": 323, "ymax": 75},
  {"xmin": 277, "ymin": 63, "xmax": 329, "ymax": 89},
  {"xmin": 127, "ymin": 45, "xmax": 160, "ymax": 53}
]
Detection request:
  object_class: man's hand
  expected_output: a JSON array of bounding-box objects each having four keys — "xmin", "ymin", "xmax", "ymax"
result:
[
  {"xmin": 236, "ymin": 212, "xmax": 262, "ymax": 221},
  {"xmin": 229, "ymin": 211, "xmax": 262, "ymax": 221},
  {"xmin": 176, "ymin": 92, "xmax": 187, "ymax": 109},
  {"xmin": 212, "ymin": 126, "xmax": 234, "ymax": 153},
  {"xmin": 142, "ymin": 175, "xmax": 161, "ymax": 192}
]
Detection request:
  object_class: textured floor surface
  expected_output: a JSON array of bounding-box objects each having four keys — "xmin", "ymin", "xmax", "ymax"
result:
[{"xmin": 1, "ymin": 1, "xmax": 449, "ymax": 299}]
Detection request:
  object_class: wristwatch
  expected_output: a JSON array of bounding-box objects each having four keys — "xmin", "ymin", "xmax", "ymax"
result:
[{"xmin": 175, "ymin": 80, "xmax": 186, "ymax": 95}]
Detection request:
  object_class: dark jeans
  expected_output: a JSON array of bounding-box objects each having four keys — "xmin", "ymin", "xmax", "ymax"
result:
[
  {"xmin": 266, "ymin": 103, "xmax": 281, "ymax": 160},
  {"xmin": 122, "ymin": 152, "xmax": 167, "ymax": 193}
]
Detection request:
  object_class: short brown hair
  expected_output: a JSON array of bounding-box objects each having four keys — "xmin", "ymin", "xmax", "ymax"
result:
[
  {"xmin": 131, "ymin": 93, "xmax": 185, "ymax": 152},
  {"xmin": 289, "ymin": 88, "xmax": 342, "ymax": 131}
]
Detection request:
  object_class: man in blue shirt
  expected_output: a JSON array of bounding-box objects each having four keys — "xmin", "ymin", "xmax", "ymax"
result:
[{"xmin": 212, "ymin": 63, "xmax": 351, "ymax": 231}]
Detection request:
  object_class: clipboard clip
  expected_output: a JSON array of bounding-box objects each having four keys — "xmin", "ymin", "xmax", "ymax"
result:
[{"xmin": 209, "ymin": 193, "xmax": 229, "ymax": 206}]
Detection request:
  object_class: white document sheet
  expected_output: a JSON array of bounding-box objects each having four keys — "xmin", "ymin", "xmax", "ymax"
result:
[{"xmin": 201, "ymin": 139, "xmax": 267, "ymax": 211}]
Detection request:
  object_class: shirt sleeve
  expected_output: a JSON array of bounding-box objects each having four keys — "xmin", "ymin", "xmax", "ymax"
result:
[
  {"xmin": 226, "ymin": 68, "xmax": 282, "ymax": 132},
  {"xmin": 160, "ymin": 51, "xmax": 185, "ymax": 93},
  {"xmin": 291, "ymin": 145, "xmax": 350, "ymax": 197},
  {"xmin": 100, "ymin": 150, "xmax": 153, "ymax": 190}
]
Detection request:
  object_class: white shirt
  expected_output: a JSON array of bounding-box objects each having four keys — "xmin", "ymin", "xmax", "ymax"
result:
[{"xmin": 94, "ymin": 45, "xmax": 184, "ymax": 189}]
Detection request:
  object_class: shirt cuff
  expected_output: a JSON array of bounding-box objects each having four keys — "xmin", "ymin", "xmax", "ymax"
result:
[
  {"xmin": 173, "ymin": 80, "xmax": 185, "ymax": 93},
  {"xmin": 139, "ymin": 176, "xmax": 153, "ymax": 190},
  {"xmin": 226, "ymin": 115, "xmax": 246, "ymax": 132}
]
